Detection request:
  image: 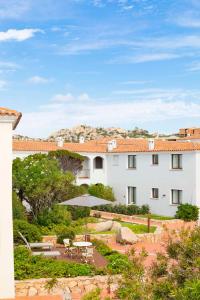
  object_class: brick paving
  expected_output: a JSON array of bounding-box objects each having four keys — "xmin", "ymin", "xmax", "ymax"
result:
[{"xmin": 3, "ymin": 296, "xmax": 62, "ymax": 300}]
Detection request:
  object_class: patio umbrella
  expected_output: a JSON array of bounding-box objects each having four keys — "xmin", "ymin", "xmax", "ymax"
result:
[
  {"xmin": 59, "ymin": 194, "xmax": 112, "ymax": 207},
  {"xmin": 59, "ymin": 194, "xmax": 111, "ymax": 239}
]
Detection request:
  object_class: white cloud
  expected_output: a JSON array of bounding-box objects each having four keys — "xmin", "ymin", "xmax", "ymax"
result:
[
  {"xmin": 16, "ymin": 89, "xmax": 200, "ymax": 137},
  {"xmin": 0, "ymin": 80, "xmax": 7, "ymax": 89},
  {"xmin": 51, "ymin": 93, "xmax": 74, "ymax": 103},
  {"xmin": 111, "ymin": 53, "xmax": 180, "ymax": 64},
  {"xmin": 0, "ymin": 0, "xmax": 30, "ymax": 19},
  {"xmin": 0, "ymin": 61, "xmax": 19, "ymax": 73},
  {"xmin": 121, "ymin": 80, "xmax": 152, "ymax": 85},
  {"xmin": 0, "ymin": 28, "xmax": 42, "ymax": 42},
  {"xmin": 28, "ymin": 76, "xmax": 52, "ymax": 84},
  {"xmin": 188, "ymin": 61, "xmax": 200, "ymax": 72}
]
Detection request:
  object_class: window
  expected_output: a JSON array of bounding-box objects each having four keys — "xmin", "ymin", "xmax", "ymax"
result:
[
  {"xmin": 152, "ymin": 154, "xmax": 159, "ymax": 165},
  {"xmin": 171, "ymin": 154, "xmax": 182, "ymax": 169},
  {"xmin": 128, "ymin": 155, "xmax": 136, "ymax": 169},
  {"xmin": 171, "ymin": 189, "xmax": 182, "ymax": 205},
  {"xmin": 113, "ymin": 155, "xmax": 119, "ymax": 166},
  {"xmin": 94, "ymin": 156, "xmax": 103, "ymax": 169},
  {"xmin": 152, "ymin": 188, "xmax": 159, "ymax": 199},
  {"xmin": 128, "ymin": 186, "xmax": 136, "ymax": 204}
]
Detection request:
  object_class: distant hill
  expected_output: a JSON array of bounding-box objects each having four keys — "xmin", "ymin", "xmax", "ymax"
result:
[
  {"xmin": 14, "ymin": 125, "xmax": 176, "ymax": 142},
  {"xmin": 48, "ymin": 125, "xmax": 157, "ymax": 142}
]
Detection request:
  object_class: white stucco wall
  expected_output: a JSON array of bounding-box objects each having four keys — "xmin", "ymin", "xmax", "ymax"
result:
[
  {"xmin": 106, "ymin": 151, "xmax": 198, "ymax": 217},
  {"xmin": 0, "ymin": 122, "xmax": 15, "ymax": 299}
]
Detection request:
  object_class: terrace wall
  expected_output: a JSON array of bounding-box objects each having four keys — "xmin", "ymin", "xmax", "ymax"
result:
[{"xmin": 15, "ymin": 276, "xmax": 120, "ymax": 298}]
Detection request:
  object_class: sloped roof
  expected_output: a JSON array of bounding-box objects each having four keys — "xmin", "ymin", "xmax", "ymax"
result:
[
  {"xmin": 0, "ymin": 107, "xmax": 22, "ymax": 129},
  {"xmin": 13, "ymin": 138, "xmax": 200, "ymax": 153}
]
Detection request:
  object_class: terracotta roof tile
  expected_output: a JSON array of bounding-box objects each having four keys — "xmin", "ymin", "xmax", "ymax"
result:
[
  {"xmin": 13, "ymin": 138, "xmax": 200, "ymax": 153},
  {"xmin": 0, "ymin": 107, "xmax": 22, "ymax": 129}
]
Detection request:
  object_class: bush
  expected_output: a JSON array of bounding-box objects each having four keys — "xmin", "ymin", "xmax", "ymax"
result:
[
  {"xmin": 67, "ymin": 206, "xmax": 90, "ymax": 220},
  {"xmin": 35, "ymin": 205, "xmax": 71, "ymax": 227},
  {"xmin": 13, "ymin": 220, "xmax": 42, "ymax": 244},
  {"xmin": 88, "ymin": 183, "xmax": 115, "ymax": 201},
  {"xmin": 92, "ymin": 239, "xmax": 131, "ymax": 274},
  {"xmin": 12, "ymin": 192, "xmax": 27, "ymax": 220},
  {"xmin": 94, "ymin": 204, "xmax": 150, "ymax": 216},
  {"xmin": 175, "ymin": 203, "xmax": 199, "ymax": 221},
  {"xmin": 57, "ymin": 228, "xmax": 75, "ymax": 244},
  {"xmin": 14, "ymin": 246, "xmax": 96, "ymax": 280}
]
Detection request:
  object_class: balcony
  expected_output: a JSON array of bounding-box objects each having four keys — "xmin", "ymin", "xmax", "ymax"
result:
[{"xmin": 78, "ymin": 168, "xmax": 90, "ymax": 178}]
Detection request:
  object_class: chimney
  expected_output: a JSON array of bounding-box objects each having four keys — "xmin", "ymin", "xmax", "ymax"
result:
[
  {"xmin": 107, "ymin": 141, "xmax": 114, "ymax": 152},
  {"xmin": 148, "ymin": 139, "xmax": 155, "ymax": 150},
  {"xmin": 111, "ymin": 139, "xmax": 117, "ymax": 149},
  {"xmin": 79, "ymin": 136, "xmax": 85, "ymax": 144},
  {"xmin": 56, "ymin": 137, "xmax": 64, "ymax": 147}
]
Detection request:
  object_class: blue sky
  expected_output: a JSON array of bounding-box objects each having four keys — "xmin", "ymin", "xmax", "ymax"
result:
[{"xmin": 1, "ymin": 0, "xmax": 200, "ymax": 137}]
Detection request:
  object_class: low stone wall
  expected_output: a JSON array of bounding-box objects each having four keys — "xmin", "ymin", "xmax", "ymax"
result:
[
  {"xmin": 15, "ymin": 276, "xmax": 120, "ymax": 298},
  {"xmin": 75, "ymin": 234, "xmax": 113, "ymax": 244},
  {"xmin": 91, "ymin": 210, "xmax": 180, "ymax": 227}
]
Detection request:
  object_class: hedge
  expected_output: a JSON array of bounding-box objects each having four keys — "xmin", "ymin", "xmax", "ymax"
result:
[
  {"xmin": 14, "ymin": 246, "xmax": 97, "ymax": 280},
  {"xmin": 93, "ymin": 204, "xmax": 150, "ymax": 216},
  {"xmin": 175, "ymin": 203, "xmax": 199, "ymax": 221}
]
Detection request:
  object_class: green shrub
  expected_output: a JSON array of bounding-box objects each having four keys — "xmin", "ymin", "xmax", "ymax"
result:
[
  {"xmin": 175, "ymin": 203, "xmax": 199, "ymax": 221},
  {"xmin": 35, "ymin": 205, "xmax": 71, "ymax": 227},
  {"xmin": 82, "ymin": 288, "xmax": 101, "ymax": 300},
  {"xmin": 88, "ymin": 183, "xmax": 115, "ymax": 201},
  {"xmin": 92, "ymin": 239, "xmax": 131, "ymax": 274},
  {"xmin": 67, "ymin": 206, "xmax": 90, "ymax": 220},
  {"xmin": 94, "ymin": 204, "xmax": 150, "ymax": 216},
  {"xmin": 57, "ymin": 228, "xmax": 75, "ymax": 244},
  {"xmin": 12, "ymin": 192, "xmax": 27, "ymax": 220},
  {"xmin": 13, "ymin": 220, "xmax": 42, "ymax": 244},
  {"xmin": 14, "ymin": 246, "xmax": 96, "ymax": 280},
  {"xmin": 177, "ymin": 280, "xmax": 200, "ymax": 300}
]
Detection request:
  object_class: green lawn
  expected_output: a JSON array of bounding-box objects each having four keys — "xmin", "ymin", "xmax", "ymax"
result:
[
  {"xmin": 120, "ymin": 222, "xmax": 156, "ymax": 234},
  {"xmin": 138, "ymin": 214, "xmax": 174, "ymax": 220}
]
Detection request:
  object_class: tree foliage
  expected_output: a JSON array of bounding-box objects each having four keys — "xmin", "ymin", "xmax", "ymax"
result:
[
  {"xmin": 12, "ymin": 192, "xmax": 27, "ymax": 220},
  {"xmin": 13, "ymin": 154, "xmax": 75, "ymax": 218},
  {"xmin": 48, "ymin": 149, "xmax": 85, "ymax": 175},
  {"xmin": 117, "ymin": 227, "xmax": 200, "ymax": 300},
  {"xmin": 88, "ymin": 183, "xmax": 115, "ymax": 201}
]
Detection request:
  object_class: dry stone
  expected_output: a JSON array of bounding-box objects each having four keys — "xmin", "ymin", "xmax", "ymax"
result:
[{"xmin": 116, "ymin": 227, "xmax": 138, "ymax": 244}]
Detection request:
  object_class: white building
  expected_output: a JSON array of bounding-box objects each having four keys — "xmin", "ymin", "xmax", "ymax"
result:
[
  {"xmin": 0, "ymin": 107, "xmax": 21, "ymax": 299},
  {"xmin": 13, "ymin": 136, "xmax": 200, "ymax": 217}
]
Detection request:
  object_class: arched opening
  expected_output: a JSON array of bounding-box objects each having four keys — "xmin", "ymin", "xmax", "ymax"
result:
[{"xmin": 94, "ymin": 156, "xmax": 103, "ymax": 169}]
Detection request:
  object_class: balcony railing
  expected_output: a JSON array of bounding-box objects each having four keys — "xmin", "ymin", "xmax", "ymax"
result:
[{"xmin": 78, "ymin": 168, "xmax": 90, "ymax": 178}]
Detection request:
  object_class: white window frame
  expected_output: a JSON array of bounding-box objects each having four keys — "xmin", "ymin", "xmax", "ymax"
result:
[
  {"xmin": 171, "ymin": 189, "xmax": 182, "ymax": 205},
  {"xmin": 128, "ymin": 155, "xmax": 136, "ymax": 169},
  {"xmin": 171, "ymin": 154, "xmax": 182, "ymax": 170},
  {"xmin": 127, "ymin": 186, "xmax": 136, "ymax": 205}
]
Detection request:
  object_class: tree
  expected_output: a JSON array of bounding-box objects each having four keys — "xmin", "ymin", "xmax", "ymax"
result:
[
  {"xmin": 117, "ymin": 227, "xmax": 200, "ymax": 300},
  {"xmin": 88, "ymin": 183, "xmax": 115, "ymax": 201},
  {"xmin": 12, "ymin": 192, "xmax": 27, "ymax": 220},
  {"xmin": 13, "ymin": 154, "xmax": 75, "ymax": 218},
  {"xmin": 48, "ymin": 150, "xmax": 85, "ymax": 175}
]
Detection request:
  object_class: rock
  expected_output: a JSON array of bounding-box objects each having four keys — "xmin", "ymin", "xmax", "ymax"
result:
[
  {"xmin": 28, "ymin": 287, "xmax": 38, "ymax": 296},
  {"xmin": 111, "ymin": 221, "xmax": 122, "ymax": 232},
  {"xmin": 116, "ymin": 227, "xmax": 138, "ymax": 244},
  {"xmin": 94, "ymin": 221, "xmax": 113, "ymax": 232}
]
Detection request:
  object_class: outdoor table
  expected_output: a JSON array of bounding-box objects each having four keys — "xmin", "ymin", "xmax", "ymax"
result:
[{"xmin": 73, "ymin": 241, "xmax": 92, "ymax": 247}]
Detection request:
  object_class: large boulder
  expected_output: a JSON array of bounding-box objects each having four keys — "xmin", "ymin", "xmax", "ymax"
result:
[
  {"xmin": 111, "ymin": 221, "xmax": 122, "ymax": 232},
  {"xmin": 116, "ymin": 227, "xmax": 138, "ymax": 244},
  {"xmin": 87, "ymin": 220, "xmax": 113, "ymax": 232}
]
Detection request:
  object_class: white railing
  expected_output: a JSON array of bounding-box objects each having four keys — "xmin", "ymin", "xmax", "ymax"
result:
[{"xmin": 78, "ymin": 169, "xmax": 90, "ymax": 178}]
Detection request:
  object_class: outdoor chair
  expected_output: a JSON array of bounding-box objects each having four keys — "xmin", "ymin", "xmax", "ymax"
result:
[
  {"xmin": 82, "ymin": 247, "xmax": 94, "ymax": 263},
  {"xmin": 18, "ymin": 231, "xmax": 61, "ymax": 257},
  {"xmin": 63, "ymin": 238, "xmax": 77, "ymax": 257},
  {"xmin": 18, "ymin": 231, "xmax": 53, "ymax": 250}
]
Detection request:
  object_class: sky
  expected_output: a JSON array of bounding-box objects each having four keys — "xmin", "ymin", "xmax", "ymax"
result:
[{"xmin": 1, "ymin": 0, "xmax": 200, "ymax": 137}]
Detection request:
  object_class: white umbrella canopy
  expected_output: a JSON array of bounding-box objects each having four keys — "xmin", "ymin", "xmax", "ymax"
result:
[{"xmin": 59, "ymin": 194, "xmax": 111, "ymax": 207}]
